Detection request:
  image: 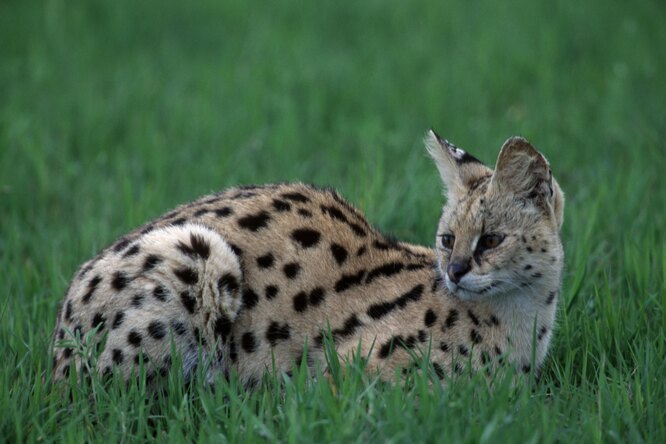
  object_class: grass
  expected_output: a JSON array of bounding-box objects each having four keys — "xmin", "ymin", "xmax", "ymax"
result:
[{"xmin": 1, "ymin": 0, "xmax": 665, "ymax": 441}]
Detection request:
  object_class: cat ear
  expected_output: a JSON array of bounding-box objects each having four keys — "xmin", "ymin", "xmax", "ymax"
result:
[
  {"xmin": 491, "ymin": 137, "xmax": 565, "ymax": 228},
  {"xmin": 425, "ymin": 130, "xmax": 491, "ymax": 200}
]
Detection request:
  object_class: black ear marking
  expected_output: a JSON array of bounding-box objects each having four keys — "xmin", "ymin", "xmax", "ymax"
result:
[{"xmin": 431, "ymin": 129, "xmax": 483, "ymax": 165}]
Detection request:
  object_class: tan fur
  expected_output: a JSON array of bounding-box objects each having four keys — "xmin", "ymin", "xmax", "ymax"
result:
[{"xmin": 51, "ymin": 131, "xmax": 564, "ymax": 385}]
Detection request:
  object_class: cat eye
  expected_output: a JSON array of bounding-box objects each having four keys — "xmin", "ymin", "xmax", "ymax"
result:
[
  {"xmin": 440, "ymin": 234, "xmax": 455, "ymax": 250},
  {"xmin": 478, "ymin": 233, "xmax": 504, "ymax": 250}
]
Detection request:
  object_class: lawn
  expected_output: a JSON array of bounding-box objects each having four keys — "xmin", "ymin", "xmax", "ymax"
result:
[{"xmin": 1, "ymin": 0, "xmax": 665, "ymax": 442}]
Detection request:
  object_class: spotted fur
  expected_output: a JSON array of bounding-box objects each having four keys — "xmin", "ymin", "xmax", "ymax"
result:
[{"xmin": 51, "ymin": 131, "xmax": 564, "ymax": 386}]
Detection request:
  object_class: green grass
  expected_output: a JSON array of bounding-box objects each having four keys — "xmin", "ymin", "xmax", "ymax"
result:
[{"xmin": 1, "ymin": 0, "xmax": 665, "ymax": 441}]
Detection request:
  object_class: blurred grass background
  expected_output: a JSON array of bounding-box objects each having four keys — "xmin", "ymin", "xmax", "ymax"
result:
[{"xmin": 1, "ymin": 0, "xmax": 665, "ymax": 442}]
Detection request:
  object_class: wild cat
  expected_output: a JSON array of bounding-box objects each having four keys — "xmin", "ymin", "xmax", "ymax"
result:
[{"xmin": 51, "ymin": 130, "xmax": 564, "ymax": 386}]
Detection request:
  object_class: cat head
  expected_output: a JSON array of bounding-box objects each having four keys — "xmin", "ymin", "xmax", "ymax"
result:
[{"xmin": 425, "ymin": 130, "xmax": 564, "ymax": 302}]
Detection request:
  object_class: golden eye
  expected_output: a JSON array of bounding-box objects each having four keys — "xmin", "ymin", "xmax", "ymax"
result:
[
  {"xmin": 479, "ymin": 234, "xmax": 504, "ymax": 250},
  {"xmin": 440, "ymin": 234, "xmax": 455, "ymax": 250}
]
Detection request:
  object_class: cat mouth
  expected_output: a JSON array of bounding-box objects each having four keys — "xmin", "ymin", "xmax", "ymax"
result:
[{"xmin": 448, "ymin": 281, "xmax": 498, "ymax": 297}]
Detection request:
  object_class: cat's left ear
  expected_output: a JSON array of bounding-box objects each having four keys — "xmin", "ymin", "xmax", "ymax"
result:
[
  {"xmin": 425, "ymin": 130, "xmax": 491, "ymax": 202},
  {"xmin": 491, "ymin": 137, "xmax": 565, "ymax": 228}
]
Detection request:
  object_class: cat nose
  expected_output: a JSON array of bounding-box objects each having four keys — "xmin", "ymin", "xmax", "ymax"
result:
[{"xmin": 447, "ymin": 261, "xmax": 471, "ymax": 284}]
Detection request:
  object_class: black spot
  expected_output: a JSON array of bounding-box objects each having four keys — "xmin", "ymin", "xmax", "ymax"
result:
[
  {"xmin": 57, "ymin": 329, "xmax": 65, "ymax": 340},
  {"xmin": 256, "ymin": 253, "xmax": 275, "ymax": 268},
  {"xmin": 218, "ymin": 273, "xmax": 240, "ymax": 294},
  {"xmin": 308, "ymin": 287, "xmax": 325, "ymax": 306},
  {"xmin": 291, "ymin": 228, "xmax": 321, "ymax": 248},
  {"xmin": 193, "ymin": 327, "xmax": 208, "ymax": 347},
  {"xmin": 122, "ymin": 244, "xmax": 140, "ymax": 258},
  {"xmin": 471, "ymin": 329, "xmax": 483, "ymax": 344},
  {"xmin": 238, "ymin": 210, "xmax": 272, "ymax": 231},
  {"xmin": 546, "ymin": 291, "xmax": 556, "ymax": 305},
  {"xmin": 232, "ymin": 191, "xmax": 256, "ymax": 199},
  {"xmin": 524, "ymin": 264, "xmax": 533, "ymax": 271},
  {"xmin": 271, "ymin": 199, "xmax": 291, "ymax": 212},
  {"xmin": 365, "ymin": 262, "xmax": 404, "ymax": 284},
  {"xmin": 266, "ymin": 321, "xmax": 291, "ymax": 346},
  {"xmin": 405, "ymin": 263, "xmax": 426, "ymax": 271},
  {"xmin": 241, "ymin": 332, "xmax": 257, "ymax": 353},
  {"xmin": 494, "ymin": 346, "xmax": 502, "ymax": 356},
  {"xmin": 174, "ymin": 267, "xmax": 198, "ymax": 285},
  {"xmin": 176, "ymin": 232, "xmax": 211, "ymax": 260},
  {"xmin": 112, "ymin": 311, "xmax": 125, "ymax": 329},
  {"xmin": 73, "ymin": 324, "xmax": 83, "ymax": 337},
  {"xmin": 111, "ymin": 271, "xmax": 130, "ymax": 291},
  {"xmin": 298, "ymin": 208, "xmax": 312, "ymax": 218},
  {"xmin": 467, "ymin": 310, "xmax": 480, "ymax": 326},
  {"xmin": 229, "ymin": 337, "xmax": 238, "ymax": 362},
  {"xmin": 127, "ymin": 330, "xmax": 142, "ymax": 347},
  {"xmin": 433, "ymin": 362, "xmax": 445, "ymax": 380},
  {"xmin": 537, "ymin": 326, "xmax": 548, "ymax": 341},
  {"xmin": 522, "ymin": 364, "xmax": 531, "ymax": 374},
  {"xmin": 214, "ymin": 314, "xmax": 232, "ymax": 341},
  {"xmin": 320, "ymin": 204, "xmax": 366, "ymax": 237},
  {"xmin": 349, "ymin": 223, "xmax": 367, "ymax": 237},
  {"xmin": 481, "ymin": 351, "xmax": 490, "ymax": 366},
  {"xmin": 140, "ymin": 224, "xmax": 155, "ymax": 235},
  {"xmin": 62, "ymin": 365, "xmax": 70, "ymax": 377},
  {"xmin": 283, "ymin": 262, "xmax": 301, "ymax": 279},
  {"xmin": 143, "ymin": 254, "xmax": 162, "ymax": 271},
  {"xmin": 180, "ymin": 291, "xmax": 197, "ymax": 314},
  {"xmin": 112, "ymin": 349, "xmax": 124, "ymax": 364},
  {"xmin": 320, "ymin": 204, "xmax": 347, "ymax": 223},
  {"xmin": 356, "ymin": 246, "xmax": 367, "ymax": 256},
  {"xmin": 228, "ymin": 243, "xmax": 243, "ymax": 257},
  {"xmin": 148, "ymin": 321, "xmax": 166, "ymax": 339},
  {"xmin": 131, "ymin": 294, "xmax": 144, "ymax": 307},
  {"xmin": 372, "ymin": 240, "xmax": 394, "ymax": 251},
  {"xmin": 171, "ymin": 320, "xmax": 187, "ymax": 336},
  {"xmin": 63, "ymin": 347, "xmax": 73, "ymax": 358},
  {"xmin": 243, "ymin": 288, "xmax": 259, "ymax": 309},
  {"xmin": 489, "ymin": 315, "xmax": 500, "ymax": 326},
  {"xmin": 378, "ymin": 337, "xmax": 400, "ymax": 359},
  {"xmin": 418, "ymin": 330, "xmax": 428, "ymax": 343},
  {"xmin": 527, "ymin": 247, "xmax": 534, "ymax": 253},
  {"xmin": 113, "ymin": 237, "xmax": 131, "ymax": 253},
  {"xmin": 444, "ymin": 309, "xmax": 459, "ymax": 330},
  {"xmin": 440, "ymin": 342, "xmax": 449, "ymax": 352},
  {"xmin": 134, "ymin": 354, "xmax": 149, "ymax": 365},
  {"xmin": 281, "ymin": 192, "xmax": 309, "ymax": 203},
  {"xmin": 293, "ymin": 292, "xmax": 308, "ymax": 312},
  {"xmin": 330, "ymin": 243, "xmax": 348, "ymax": 265},
  {"xmin": 265, "ymin": 285, "xmax": 279, "ymax": 300},
  {"xmin": 153, "ymin": 285, "xmax": 169, "ymax": 302},
  {"xmin": 531, "ymin": 272, "xmax": 543, "ymax": 279},
  {"xmin": 202, "ymin": 195, "xmax": 222, "ymax": 204},
  {"xmin": 194, "ymin": 208, "xmax": 209, "ymax": 217},
  {"xmin": 366, "ymin": 284, "xmax": 424, "ymax": 319},
  {"xmin": 458, "ymin": 345, "xmax": 469, "ymax": 356},
  {"xmin": 81, "ymin": 275, "xmax": 102, "ymax": 304},
  {"xmin": 170, "ymin": 217, "xmax": 187, "ymax": 226},
  {"xmin": 91, "ymin": 312, "xmax": 106, "ymax": 330},
  {"xmin": 331, "ymin": 314, "xmax": 362, "ymax": 340},
  {"xmin": 64, "ymin": 300, "xmax": 73, "ymax": 321},
  {"xmin": 335, "ymin": 269, "xmax": 366, "ymax": 293},
  {"xmin": 215, "ymin": 207, "xmax": 233, "ymax": 217},
  {"xmin": 541, "ymin": 248, "xmax": 548, "ymax": 253},
  {"xmin": 424, "ymin": 309, "xmax": 437, "ymax": 327},
  {"xmin": 432, "ymin": 275, "xmax": 443, "ymax": 293}
]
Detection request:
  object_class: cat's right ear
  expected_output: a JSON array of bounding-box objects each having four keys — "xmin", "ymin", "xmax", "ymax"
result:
[{"xmin": 425, "ymin": 129, "xmax": 490, "ymax": 201}]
